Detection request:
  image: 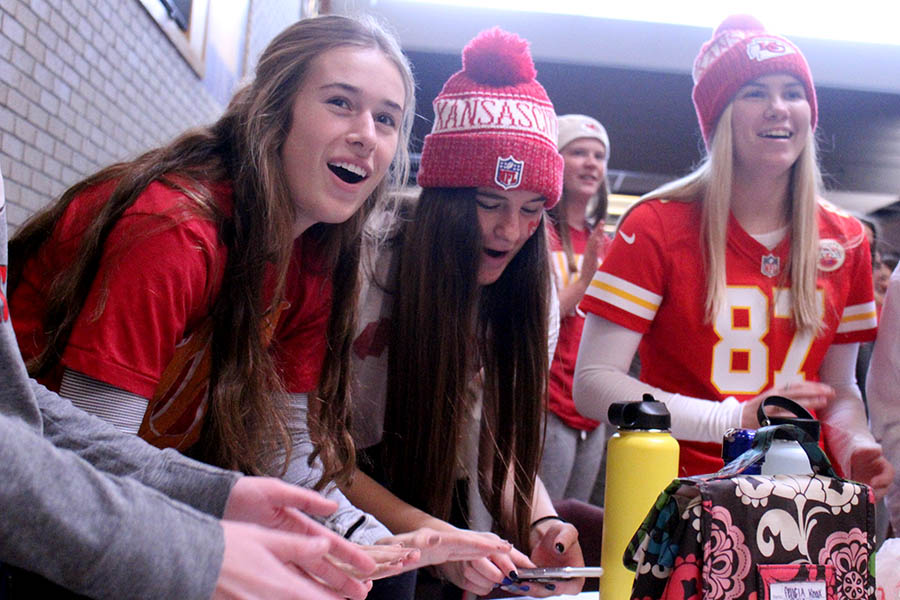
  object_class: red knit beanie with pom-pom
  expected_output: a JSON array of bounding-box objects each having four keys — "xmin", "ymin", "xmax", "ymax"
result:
[
  {"xmin": 692, "ymin": 14, "xmax": 817, "ymax": 147},
  {"xmin": 417, "ymin": 28, "xmax": 563, "ymax": 207}
]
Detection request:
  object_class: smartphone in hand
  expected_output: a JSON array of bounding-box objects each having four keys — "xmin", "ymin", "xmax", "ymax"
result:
[{"xmin": 514, "ymin": 566, "xmax": 604, "ymax": 582}]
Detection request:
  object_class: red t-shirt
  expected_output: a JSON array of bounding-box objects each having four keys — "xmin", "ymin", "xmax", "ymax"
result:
[
  {"xmin": 580, "ymin": 198, "xmax": 877, "ymax": 476},
  {"xmin": 12, "ymin": 180, "xmax": 331, "ymax": 445},
  {"xmin": 548, "ymin": 225, "xmax": 601, "ymax": 431}
]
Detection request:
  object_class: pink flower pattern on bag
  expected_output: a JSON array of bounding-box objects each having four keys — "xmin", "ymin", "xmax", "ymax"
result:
[
  {"xmin": 819, "ymin": 527, "xmax": 871, "ymax": 599},
  {"xmin": 702, "ymin": 504, "xmax": 752, "ymax": 599}
]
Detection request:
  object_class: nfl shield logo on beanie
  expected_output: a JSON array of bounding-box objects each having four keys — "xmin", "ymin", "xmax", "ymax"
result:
[{"xmin": 495, "ymin": 156, "xmax": 523, "ymax": 190}]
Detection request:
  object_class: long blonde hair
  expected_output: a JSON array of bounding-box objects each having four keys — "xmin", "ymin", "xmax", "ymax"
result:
[{"xmin": 634, "ymin": 104, "xmax": 822, "ymax": 333}]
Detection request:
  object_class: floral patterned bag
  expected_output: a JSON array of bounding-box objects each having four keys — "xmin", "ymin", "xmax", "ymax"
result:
[{"xmin": 625, "ymin": 424, "xmax": 875, "ymax": 599}]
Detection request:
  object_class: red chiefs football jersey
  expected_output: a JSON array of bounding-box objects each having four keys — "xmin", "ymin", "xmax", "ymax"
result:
[
  {"xmin": 579, "ymin": 198, "xmax": 877, "ymax": 476},
  {"xmin": 548, "ymin": 225, "xmax": 601, "ymax": 431}
]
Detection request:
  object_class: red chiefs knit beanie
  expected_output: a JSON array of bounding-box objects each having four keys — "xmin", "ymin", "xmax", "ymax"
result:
[
  {"xmin": 692, "ymin": 15, "xmax": 817, "ymax": 146},
  {"xmin": 417, "ymin": 28, "xmax": 564, "ymax": 207}
]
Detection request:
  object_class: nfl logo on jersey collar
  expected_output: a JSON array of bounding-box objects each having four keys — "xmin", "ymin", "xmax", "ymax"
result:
[
  {"xmin": 818, "ymin": 239, "xmax": 846, "ymax": 271},
  {"xmin": 495, "ymin": 156, "xmax": 524, "ymax": 190},
  {"xmin": 760, "ymin": 253, "xmax": 780, "ymax": 278}
]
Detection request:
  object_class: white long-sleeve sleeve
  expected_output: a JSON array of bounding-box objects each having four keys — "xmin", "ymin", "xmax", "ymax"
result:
[{"xmin": 573, "ymin": 314, "xmax": 743, "ymax": 442}]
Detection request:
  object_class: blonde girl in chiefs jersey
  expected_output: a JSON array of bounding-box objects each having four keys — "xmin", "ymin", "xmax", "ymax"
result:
[{"xmin": 573, "ymin": 15, "xmax": 892, "ymax": 497}]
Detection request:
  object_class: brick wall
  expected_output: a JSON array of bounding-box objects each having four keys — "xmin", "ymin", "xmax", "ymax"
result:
[
  {"xmin": 245, "ymin": 0, "xmax": 301, "ymax": 74},
  {"xmin": 0, "ymin": 0, "xmax": 300, "ymax": 230}
]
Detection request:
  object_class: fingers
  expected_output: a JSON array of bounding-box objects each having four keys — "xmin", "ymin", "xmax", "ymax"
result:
[
  {"xmin": 381, "ymin": 528, "xmax": 513, "ymax": 566},
  {"xmin": 438, "ymin": 558, "xmax": 501, "ymax": 596},
  {"xmin": 535, "ymin": 522, "xmax": 579, "ymax": 557},
  {"xmin": 743, "ymin": 383, "xmax": 835, "ymax": 428},
  {"xmin": 218, "ymin": 522, "xmax": 357, "ymax": 600},
  {"xmin": 850, "ymin": 447, "xmax": 895, "ymax": 501},
  {"xmin": 261, "ymin": 478, "xmax": 340, "ymax": 517},
  {"xmin": 468, "ymin": 557, "xmax": 508, "ymax": 595}
]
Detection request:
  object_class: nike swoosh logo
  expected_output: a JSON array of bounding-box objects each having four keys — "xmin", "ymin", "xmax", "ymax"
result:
[{"xmin": 619, "ymin": 230, "xmax": 635, "ymax": 244}]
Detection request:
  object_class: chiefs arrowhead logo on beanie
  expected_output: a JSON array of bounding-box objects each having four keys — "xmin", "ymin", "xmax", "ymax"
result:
[
  {"xmin": 691, "ymin": 15, "xmax": 817, "ymax": 146},
  {"xmin": 417, "ymin": 28, "xmax": 564, "ymax": 207}
]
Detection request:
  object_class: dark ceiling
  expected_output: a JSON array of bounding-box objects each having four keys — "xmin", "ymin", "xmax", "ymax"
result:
[{"xmin": 406, "ymin": 49, "xmax": 900, "ymax": 197}]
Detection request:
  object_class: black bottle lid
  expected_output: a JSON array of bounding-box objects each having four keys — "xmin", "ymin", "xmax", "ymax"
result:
[{"xmin": 608, "ymin": 393, "xmax": 672, "ymax": 431}]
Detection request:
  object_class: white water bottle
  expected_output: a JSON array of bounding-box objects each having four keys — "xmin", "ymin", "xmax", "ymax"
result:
[{"xmin": 757, "ymin": 396, "xmax": 819, "ymax": 475}]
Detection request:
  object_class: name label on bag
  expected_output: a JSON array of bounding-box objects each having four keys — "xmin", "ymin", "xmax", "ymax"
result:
[{"xmin": 770, "ymin": 581, "xmax": 826, "ymax": 600}]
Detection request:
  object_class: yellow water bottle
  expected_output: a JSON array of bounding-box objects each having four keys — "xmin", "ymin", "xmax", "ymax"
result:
[{"xmin": 600, "ymin": 394, "xmax": 679, "ymax": 599}]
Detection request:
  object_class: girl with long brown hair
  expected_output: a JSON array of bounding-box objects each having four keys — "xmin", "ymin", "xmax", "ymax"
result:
[
  {"xmin": 573, "ymin": 15, "xmax": 892, "ymax": 496},
  {"xmin": 344, "ymin": 28, "xmax": 585, "ymax": 598},
  {"xmin": 7, "ymin": 14, "xmax": 508, "ymax": 591}
]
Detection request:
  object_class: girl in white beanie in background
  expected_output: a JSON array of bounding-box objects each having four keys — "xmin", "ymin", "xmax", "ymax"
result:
[{"xmin": 539, "ymin": 114, "xmax": 612, "ymax": 503}]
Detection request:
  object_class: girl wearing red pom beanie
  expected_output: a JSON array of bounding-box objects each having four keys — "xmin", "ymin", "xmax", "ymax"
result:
[
  {"xmin": 343, "ymin": 28, "xmax": 586, "ymax": 597},
  {"xmin": 574, "ymin": 16, "xmax": 892, "ymax": 497}
]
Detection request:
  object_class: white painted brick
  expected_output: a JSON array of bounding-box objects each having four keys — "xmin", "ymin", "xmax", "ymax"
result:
[
  {"xmin": 26, "ymin": 0, "xmax": 49, "ymax": 22},
  {"xmin": 52, "ymin": 78, "xmax": 71, "ymax": 103},
  {"xmin": 34, "ymin": 130, "xmax": 53, "ymax": 154},
  {"xmin": 62, "ymin": 128, "xmax": 81, "ymax": 152},
  {"xmin": 26, "ymin": 102, "xmax": 48, "ymax": 130},
  {"xmin": 0, "ymin": 58, "xmax": 21, "ymax": 88},
  {"xmin": 0, "ymin": 27, "xmax": 13, "ymax": 60},
  {"xmin": 10, "ymin": 160, "xmax": 32, "ymax": 185},
  {"xmin": 32, "ymin": 62, "xmax": 53, "ymax": 89},
  {"xmin": 8, "ymin": 201, "xmax": 32, "ymax": 231},
  {"xmin": 1, "ymin": 132, "xmax": 24, "ymax": 160},
  {"xmin": 13, "ymin": 117, "xmax": 36, "ymax": 144},
  {"xmin": 2, "ymin": 12, "xmax": 25, "ymax": 45},
  {"xmin": 39, "ymin": 88, "xmax": 59, "ymax": 114},
  {"xmin": 70, "ymin": 0, "xmax": 88, "ymax": 17},
  {"xmin": 19, "ymin": 78, "xmax": 41, "ymax": 106},
  {"xmin": 23, "ymin": 31, "xmax": 44, "ymax": 61},
  {"xmin": 0, "ymin": 105, "xmax": 14, "ymax": 133},
  {"xmin": 6, "ymin": 88, "xmax": 28, "ymax": 118},
  {"xmin": 10, "ymin": 44, "xmax": 35, "ymax": 76},
  {"xmin": 22, "ymin": 146, "xmax": 44, "ymax": 171},
  {"xmin": 48, "ymin": 7, "xmax": 67, "ymax": 38},
  {"xmin": 60, "ymin": 166, "xmax": 79, "ymax": 187},
  {"xmin": 19, "ymin": 186, "xmax": 47, "ymax": 212},
  {"xmin": 14, "ymin": 2, "xmax": 37, "ymax": 32},
  {"xmin": 31, "ymin": 168, "xmax": 54, "ymax": 195},
  {"xmin": 0, "ymin": 155, "xmax": 11, "ymax": 180},
  {"xmin": 70, "ymin": 90, "xmax": 86, "ymax": 116},
  {"xmin": 53, "ymin": 141, "xmax": 72, "ymax": 166},
  {"xmin": 35, "ymin": 20, "xmax": 58, "ymax": 52},
  {"xmin": 46, "ymin": 115, "xmax": 66, "ymax": 141},
  {"xmin": 43, "ymin": 154, "xmax": 62, "ymax": 180},
  {"xmin": 2, "ymin": 178, "xmax": 20, "ymax": 205}
]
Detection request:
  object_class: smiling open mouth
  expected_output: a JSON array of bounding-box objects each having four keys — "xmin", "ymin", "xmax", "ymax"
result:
[
  {"xmin": 328, "ymin": 162, "xmax": 367, "ymax": 184},
  {"xmin": 760, "ymin": 130, "xmax": 793, "ymax": 139}
]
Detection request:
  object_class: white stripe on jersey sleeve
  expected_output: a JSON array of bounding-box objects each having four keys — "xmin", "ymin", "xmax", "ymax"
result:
[
  {"xmin": 836, "ymin": 300, "xmax": 878, "ymax": 333},
  {"xmin": 585, "ymin": 271, "xmax": 661, "ymax": 322}
]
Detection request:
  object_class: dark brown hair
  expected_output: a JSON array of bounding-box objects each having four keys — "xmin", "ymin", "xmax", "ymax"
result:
[
  {"xmin": 9, "ymin": 15, "xmax": 415, "ymax": 479},
  {"xmin": 375, "ymin": 188, "xmax": 551, "ymax": 549}
]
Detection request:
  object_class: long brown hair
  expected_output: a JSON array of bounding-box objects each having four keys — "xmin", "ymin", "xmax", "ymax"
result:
[
  {"xmin": 375, "ymin": 188, "xmax": 550, "ymax": 549},
  {"xmin": 9, "ymin": 15, "xmax": 415, "ymax": 479}
]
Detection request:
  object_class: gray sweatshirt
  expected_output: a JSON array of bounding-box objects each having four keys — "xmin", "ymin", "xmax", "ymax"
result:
[{"xmin": 0, "ymin": 173, "xmax": 239, "ymax": 599}]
